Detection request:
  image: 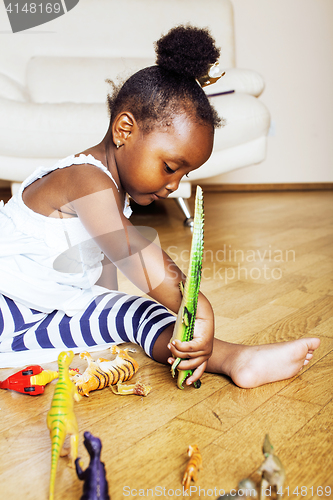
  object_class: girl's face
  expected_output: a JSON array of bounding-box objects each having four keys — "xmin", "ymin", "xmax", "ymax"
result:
[{"xmin": 114, "ymin": 114, "xmax": 214, "ymax": 205}]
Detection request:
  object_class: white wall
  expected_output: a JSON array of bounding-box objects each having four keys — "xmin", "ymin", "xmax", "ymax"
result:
[{"xmin": 212, "ymin": 0, "xmax": 333, "ymax": 184}]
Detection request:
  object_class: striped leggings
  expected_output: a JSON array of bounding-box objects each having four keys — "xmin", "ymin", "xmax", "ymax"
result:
[{"xmin": 0, "ymin": 292, "xmax": 176, "ymax": 368}]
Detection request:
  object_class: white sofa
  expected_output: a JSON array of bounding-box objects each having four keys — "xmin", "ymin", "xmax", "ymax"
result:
[{"xmin": 0, "ymin": 0, "xmax": 270, "ymax": 221}]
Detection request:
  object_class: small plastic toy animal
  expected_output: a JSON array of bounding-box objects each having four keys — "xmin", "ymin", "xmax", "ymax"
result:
[
  {"xmin": 71, "ymin": 352, "xmax": 110, "ymax": 397},
  {"xmin": 217, "ymin": 478, "xmax": 258, "ymax": 499},
  {"xmin": 97, "ymin": 346, "xmax": 139, "ymax": 384},
  {"xmin": 170, "ymin": 186, "xmax": 204, "ymax": 389},
  {"xmin": 47, "ymin": 351, "xmax": 81, "ymax": 500},
  {"xmin": 71, "ymin": 346, "xmax": 139, "ymax": 396},
  {"xmin": 182, "ymin": 444, "xmax": 203, "ymax": 491},
  {"xmin": 75, "ymin": 431, "xmax": 110, "ymax": 500},
  {"xmin": 257, "ymin": 434, "xmax": 286, "ymax": 499},
  {"xmin": 111, "ymin": 381, "xmax": 151, "ymax": 396}
]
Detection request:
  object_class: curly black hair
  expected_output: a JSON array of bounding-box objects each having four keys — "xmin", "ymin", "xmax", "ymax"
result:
[{"xmin": 107, "ymin": 25, "xmax": 222, "ymax": 133}]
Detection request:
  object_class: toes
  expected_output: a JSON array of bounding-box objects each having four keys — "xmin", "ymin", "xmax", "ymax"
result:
[
  {"xmin": 305, "ymin": 337, "xmax": 321, "ymax": 350},
  {"xmin": 303, "ymin": 352, "xmax": 314, "ymax": 365}
]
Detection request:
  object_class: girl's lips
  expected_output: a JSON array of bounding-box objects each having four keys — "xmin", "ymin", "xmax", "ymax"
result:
[{"xmin": 151, "ymin": 193, "xmax": 167, "ymax": 200}]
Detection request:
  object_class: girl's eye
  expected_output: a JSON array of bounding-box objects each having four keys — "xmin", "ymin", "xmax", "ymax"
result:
[{"xmin": 165, "ymin": 163, "xmax": 175, "ymax": 174}]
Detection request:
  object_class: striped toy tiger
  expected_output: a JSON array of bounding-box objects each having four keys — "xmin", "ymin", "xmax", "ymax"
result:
[{"xmin": 71, "ymin": 346, "xmax": 139, "ymax": 397}]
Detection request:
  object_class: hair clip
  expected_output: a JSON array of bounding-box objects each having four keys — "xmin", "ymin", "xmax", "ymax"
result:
[{"xmin": 197, "ymin": 62, "xmax": 225, "ymax": 88}]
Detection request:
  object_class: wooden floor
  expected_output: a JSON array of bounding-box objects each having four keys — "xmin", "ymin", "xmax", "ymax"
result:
[{"xmin": 0, "ymin": 189, "xmax": 332, "ymax": 499}]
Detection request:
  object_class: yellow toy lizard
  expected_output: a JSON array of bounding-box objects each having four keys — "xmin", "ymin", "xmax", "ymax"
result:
[
  {"xmin": 46, "ymin": 350, "xmax": 81, "ymax": 500},
  {"xmin": 30, "ymin": 368, "xmax": 79, "ymax": 386}
]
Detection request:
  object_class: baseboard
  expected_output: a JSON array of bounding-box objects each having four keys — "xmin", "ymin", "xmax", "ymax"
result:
[{"xmin": 196, "ymin": 182, "xmax": 333, "ymax": 193}]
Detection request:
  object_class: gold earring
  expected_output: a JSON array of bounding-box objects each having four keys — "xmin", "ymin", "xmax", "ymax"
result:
[{"xmin": 116, "ymin": 140, "xmax": 122, "ymax": 149}]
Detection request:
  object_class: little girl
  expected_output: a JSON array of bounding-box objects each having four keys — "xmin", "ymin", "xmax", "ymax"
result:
[{"xmin": 0, "ymin": 26, "xmax": 319, "ymax": 386}]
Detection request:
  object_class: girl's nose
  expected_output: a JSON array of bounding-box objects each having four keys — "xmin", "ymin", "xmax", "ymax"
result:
[{"xmin": 165, "ymin": 176, "xmax": 181, "ymax": 193}]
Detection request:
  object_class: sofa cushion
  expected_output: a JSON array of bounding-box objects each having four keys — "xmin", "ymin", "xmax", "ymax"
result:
[
  {"xmin": 0, "ymin": 73, "xmax": 28, "ymax": 102},
  {"xmin": 26, "ymin": 57, "xmax": 155, "ymax": 104},
  {"xmin": 0, "ymin": 97, "xmax": 108, "ymax": 158},
  {"xmin": 209, "ymin": 93, "xmax": 270, "ymax": 150}
]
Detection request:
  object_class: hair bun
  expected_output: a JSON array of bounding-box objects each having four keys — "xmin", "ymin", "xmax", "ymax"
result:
[{"xmin": 155, "ymin": 25, "xmax": 220, "ymax": 80}]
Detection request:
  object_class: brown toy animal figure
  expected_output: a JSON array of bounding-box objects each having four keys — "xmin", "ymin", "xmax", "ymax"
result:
[
  {"xmin": 257, "ymin": 434, "xmax": 286, "ymax": 499},
  {"xmin": 111, "ymin": 381, "xmax": 151, "ymax": 396},
  {"xmin": 182, "ymin": 444, "xmax": 203, "ymax": 492}
]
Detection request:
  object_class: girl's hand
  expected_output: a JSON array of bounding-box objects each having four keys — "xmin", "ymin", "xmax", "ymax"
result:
[{"xmin": 167, "ymin": 306, "xmax": 214, "ymax": 385}]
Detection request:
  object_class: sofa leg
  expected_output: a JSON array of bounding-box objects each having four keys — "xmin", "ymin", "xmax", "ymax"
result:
[{"xmin": 174, "ymin": 197, "xmax": 194, "ymax": 227}]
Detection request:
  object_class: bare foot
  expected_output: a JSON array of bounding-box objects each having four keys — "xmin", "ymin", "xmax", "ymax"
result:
[{"xmin": 207, "ymin": 337, "xmax": 321, "ymax": 389}]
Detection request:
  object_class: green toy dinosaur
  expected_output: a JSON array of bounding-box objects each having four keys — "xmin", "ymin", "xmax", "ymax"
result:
[
  {"xmin": 47, "ymin": 351, "xmax": 81, "ymax": 500},
  {"xmin": 170, "ymin": 185, "xmax": 204, "ymax": 389}
]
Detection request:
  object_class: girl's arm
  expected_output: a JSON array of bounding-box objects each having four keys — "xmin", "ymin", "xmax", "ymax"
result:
[
  {"xmin": 95, "ymin": 256, "xmax": 118, "ymax": 290},
  {"xmin": 69, "ymin": 169, "xmax": 214, "ymax": 375},
  {"xmin": 68, "ymin": 173, "xmax": 183, "ymax": 311}
]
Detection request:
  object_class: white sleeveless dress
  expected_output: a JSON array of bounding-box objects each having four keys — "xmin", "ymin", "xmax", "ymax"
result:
[{"xmin": 0, "ymin": 154, "xmax": 131, "ymax": 316}]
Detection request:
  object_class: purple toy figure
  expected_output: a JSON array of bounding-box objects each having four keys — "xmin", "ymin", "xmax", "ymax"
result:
[{"xmin": 75, "ymin": 431, "xmax": 110, "ymax": 500}]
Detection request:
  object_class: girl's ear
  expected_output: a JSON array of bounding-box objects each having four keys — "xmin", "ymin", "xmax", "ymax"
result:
[{"xmin": 112, "ymin": 112, "xmax": 136, "ymax": 147}]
